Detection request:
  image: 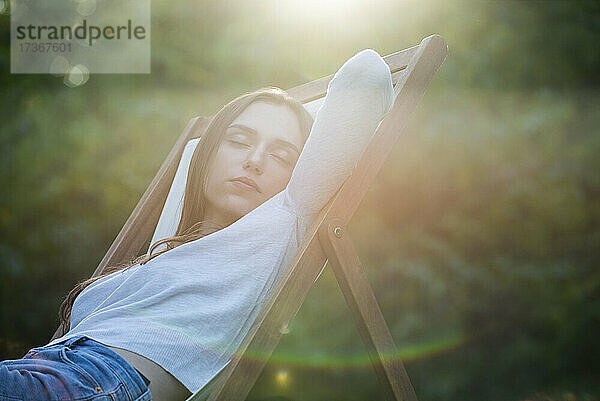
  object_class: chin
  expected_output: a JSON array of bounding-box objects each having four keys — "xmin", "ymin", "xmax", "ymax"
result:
[{"xmin": 223, "ymin": 197, "xmax": 260, "ymax": 221}]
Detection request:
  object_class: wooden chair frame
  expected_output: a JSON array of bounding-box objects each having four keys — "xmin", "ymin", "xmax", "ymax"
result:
[{"xmin": 51, "ymin": 35, "xmax": 448, "ymax": 401}]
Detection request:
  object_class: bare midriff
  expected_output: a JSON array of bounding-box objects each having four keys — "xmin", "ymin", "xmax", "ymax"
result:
[{"xmin": 107, "ymin": 345, "xmax": 192, "ymax": 401}]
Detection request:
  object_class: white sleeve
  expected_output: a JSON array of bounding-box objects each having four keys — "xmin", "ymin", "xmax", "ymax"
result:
[{"xmin": 285, "ymin": 49, "xmax": 394, "ymax": 219}]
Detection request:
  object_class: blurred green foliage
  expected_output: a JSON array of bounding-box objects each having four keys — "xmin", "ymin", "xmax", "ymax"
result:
[{"xmin": 1, "ymin": 1, "xmax": 599, "ymax": 400}]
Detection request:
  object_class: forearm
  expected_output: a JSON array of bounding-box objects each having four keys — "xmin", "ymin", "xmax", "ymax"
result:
[{"xmin": 285, "ymin": 49, "xmax": 394, "ymax": 219}]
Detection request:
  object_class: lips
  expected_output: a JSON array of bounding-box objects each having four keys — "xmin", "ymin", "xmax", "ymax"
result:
[{"xmin": 230, "ymin": 176, "xmax": 262, "ymax": 193}]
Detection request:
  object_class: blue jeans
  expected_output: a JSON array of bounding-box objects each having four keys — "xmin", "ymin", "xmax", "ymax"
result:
[{"xmin": 0, "ymin": 335, "xmax": 152, "ymax": 400}]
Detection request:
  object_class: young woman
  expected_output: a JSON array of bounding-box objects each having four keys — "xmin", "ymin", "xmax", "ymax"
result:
[{"xmin": 0, "ymin": 49, "xmax": 395, "ymax": 401}]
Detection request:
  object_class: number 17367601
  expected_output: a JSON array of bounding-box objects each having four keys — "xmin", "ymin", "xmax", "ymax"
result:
[{"xmin": 20, "ymin": 42, "xmax": 72, "ymax": 53}]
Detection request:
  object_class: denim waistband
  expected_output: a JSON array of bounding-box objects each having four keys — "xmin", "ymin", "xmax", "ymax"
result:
[{"xmin": 57, "ymin": 335, "xmax": 151, "ymax": 398}]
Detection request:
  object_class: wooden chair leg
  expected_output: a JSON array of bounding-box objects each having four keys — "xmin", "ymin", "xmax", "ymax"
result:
[{"xmin": 319, "ymin": 218, "xmax": 418, "ymax": 401}]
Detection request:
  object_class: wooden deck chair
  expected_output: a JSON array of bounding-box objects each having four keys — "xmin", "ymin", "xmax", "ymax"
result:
[{"xmin": 50, "ymin": 34, "xmax": 448, "ymax": 401}]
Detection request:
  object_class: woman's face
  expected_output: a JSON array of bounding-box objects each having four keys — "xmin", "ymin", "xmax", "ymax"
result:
[{"xmin": 203, "ymin": 101, "xmax": 305, "ymax": 227}]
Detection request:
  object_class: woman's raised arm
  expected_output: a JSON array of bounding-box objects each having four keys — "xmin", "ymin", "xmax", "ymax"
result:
[{"xmin": 285, "ymin": 49, "xmax": 395, "ymax": 219}]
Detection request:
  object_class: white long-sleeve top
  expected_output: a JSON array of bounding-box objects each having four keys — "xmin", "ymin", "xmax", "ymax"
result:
[{"xmin": 47, "ymin": 49, "xmax": 395, "ymax": 394}]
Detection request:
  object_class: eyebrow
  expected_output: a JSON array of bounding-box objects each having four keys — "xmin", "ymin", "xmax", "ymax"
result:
[{"xmin": 228, "ymin": 123, "xmax": 300, "ymax": 155}]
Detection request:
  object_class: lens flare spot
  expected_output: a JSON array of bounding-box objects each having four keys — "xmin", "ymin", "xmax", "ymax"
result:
[
  {"xmin": 64, "ymin": 64, "xmax": 89, "ymax": 88},
  {"xmin": 275, "ymin": 369, "xmax": 289, "ymax": 387},
  {"xmin": 76, "ymin": 0, "xmax": 96, "ymax": 16},
  {"xmin": 49, "ymin": 56, "xmax": 70, "ymax": 76}
]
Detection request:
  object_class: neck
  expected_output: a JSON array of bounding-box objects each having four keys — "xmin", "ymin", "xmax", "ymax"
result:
[{"xmin": 202, "ymin": 206, "xmax": 237, "ymax": 231}]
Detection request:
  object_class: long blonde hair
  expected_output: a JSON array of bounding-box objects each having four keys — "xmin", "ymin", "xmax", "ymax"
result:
[{"xmin": 58, "ymin": 87, "xmax": 314, "ymax": 333}]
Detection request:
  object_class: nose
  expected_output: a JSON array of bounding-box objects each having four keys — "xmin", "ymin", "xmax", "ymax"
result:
[{"xmin": 243, "ymin": 150, "xmax": 264, "ymax": 175}]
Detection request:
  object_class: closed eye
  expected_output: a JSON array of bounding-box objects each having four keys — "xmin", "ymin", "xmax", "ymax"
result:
[
  {"xmin": 227, "ymin": 139, "xmax": 251, "ymax": 148},
  {"xmin": 269, "ymin": 152, "xmax": 293, "ymax": 166}
]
